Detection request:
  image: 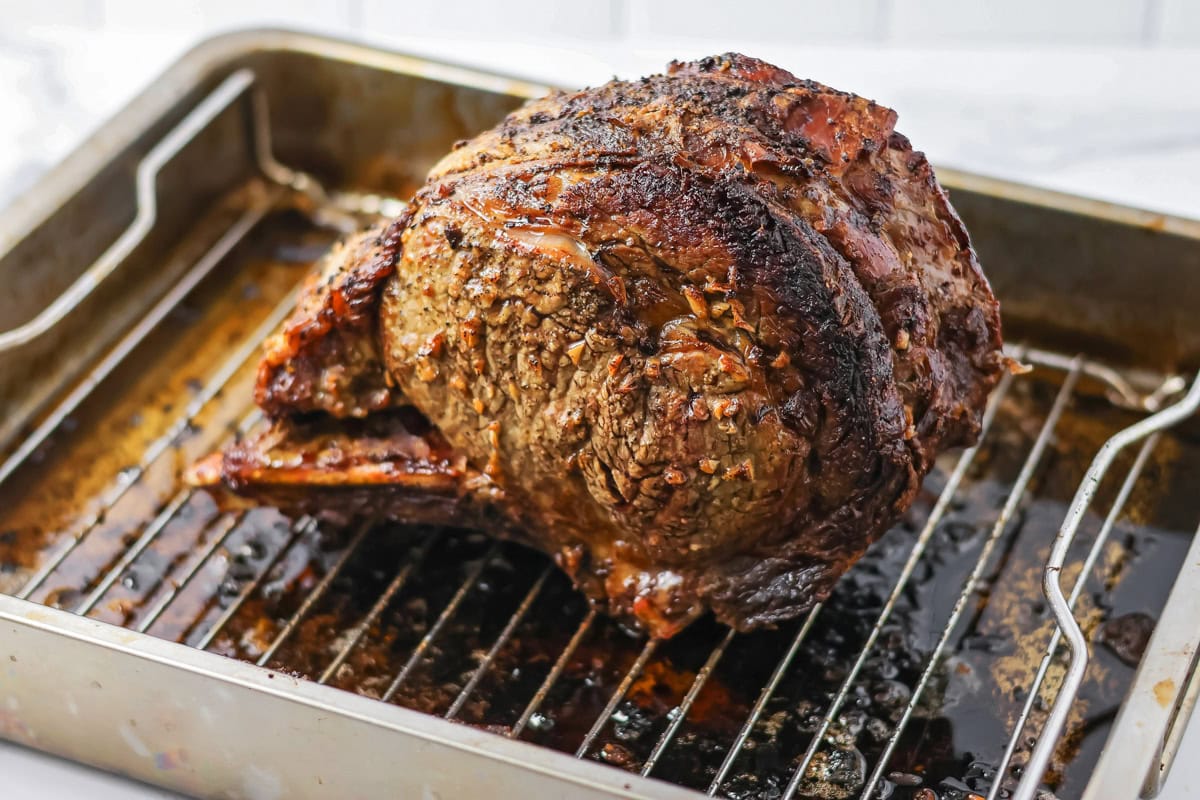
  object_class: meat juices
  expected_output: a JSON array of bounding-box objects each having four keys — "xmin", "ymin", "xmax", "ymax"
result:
[{"xmin": 198, "ymin": 54, "xmax": 1007, "ymax": 638}]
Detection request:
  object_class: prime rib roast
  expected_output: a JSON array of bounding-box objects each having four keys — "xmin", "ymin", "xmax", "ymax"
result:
[{"xmin": 192, "ymin": 54, "xmax": 1007, "ymax": 638}]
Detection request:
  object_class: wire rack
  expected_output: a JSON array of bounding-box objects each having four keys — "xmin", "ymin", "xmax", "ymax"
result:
[{"xmin": 2, "ymin": 69, "xmax": 1199, "ymax": 800}]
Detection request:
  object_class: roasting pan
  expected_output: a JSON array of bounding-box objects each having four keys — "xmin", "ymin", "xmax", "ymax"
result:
[{"xmin": 2, "ymin": 30, "xmax": 1199, "ymax": 800}]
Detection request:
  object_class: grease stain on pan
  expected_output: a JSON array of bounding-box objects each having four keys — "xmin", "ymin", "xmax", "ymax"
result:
[{"xmin": 1154, "ymin": 677, "xmax": 1176, "ymax": 708}]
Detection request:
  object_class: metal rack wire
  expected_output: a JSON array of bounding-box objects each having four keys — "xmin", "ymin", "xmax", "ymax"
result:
[{"xmin": 2, "ymin": 66, "xmax": 1199, "ymax": 800}]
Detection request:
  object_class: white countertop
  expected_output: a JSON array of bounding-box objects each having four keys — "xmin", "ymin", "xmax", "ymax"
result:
[{"xmin": 2, "ymin": 19, "xmax": 1199, "ymax": 800}]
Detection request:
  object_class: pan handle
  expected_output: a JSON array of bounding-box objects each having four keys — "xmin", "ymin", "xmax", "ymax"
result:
[
  {"xmin": 0, "ymin": 67, "xmax": 406, "ymax": 355},
  {"xmin": 1017, "ymin": 372, "xmax": 1200, "ymax": 800},
  {"xmin": 0, "ymin": 69, "xmax": 257, "ymax": 353}
]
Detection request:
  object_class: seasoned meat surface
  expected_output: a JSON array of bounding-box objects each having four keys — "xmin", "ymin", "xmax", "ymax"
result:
[
  {"xmin": 200, "ymin": 54, "xmax": 1006, "ymax": 637},
  {"xmin": 255, "ymin": 220, "xmax": 408, "ymax": 419}
]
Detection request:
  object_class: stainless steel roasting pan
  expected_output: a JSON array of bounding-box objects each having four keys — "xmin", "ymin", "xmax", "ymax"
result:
[{"xmin": 1, "ymin": 30, "xmax": 1199, "ymax": 800}]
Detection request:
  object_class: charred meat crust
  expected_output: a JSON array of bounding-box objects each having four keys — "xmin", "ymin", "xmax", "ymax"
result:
[
  {"xmin": 255, "ymin": 214, "xmax": 410, "ymax": 419},
  {"xmin": 219, "ymin": 53, "xmax": 1004, "ymax": 638}
]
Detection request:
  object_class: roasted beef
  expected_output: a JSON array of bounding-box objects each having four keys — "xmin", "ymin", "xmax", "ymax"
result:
[{"xmin": 194, "ymin": 54, "xmax": 1007, "ymax": 637}]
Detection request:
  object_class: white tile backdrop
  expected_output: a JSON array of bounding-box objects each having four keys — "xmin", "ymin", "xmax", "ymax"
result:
[
  {"xmin": 889, "ymin": 0, "xmax": 1152, "ymax": 44},
  {"xmin": 1159, "ymin": 0, "xmax": 1200, "ymax": 43},
  {"xmin": 4, "ymin": 0, "xmax": 1191, "ymax": 43},
  {"xmin": 628, "ymin": 0, "xmax": 887, "ymax": 43}
]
